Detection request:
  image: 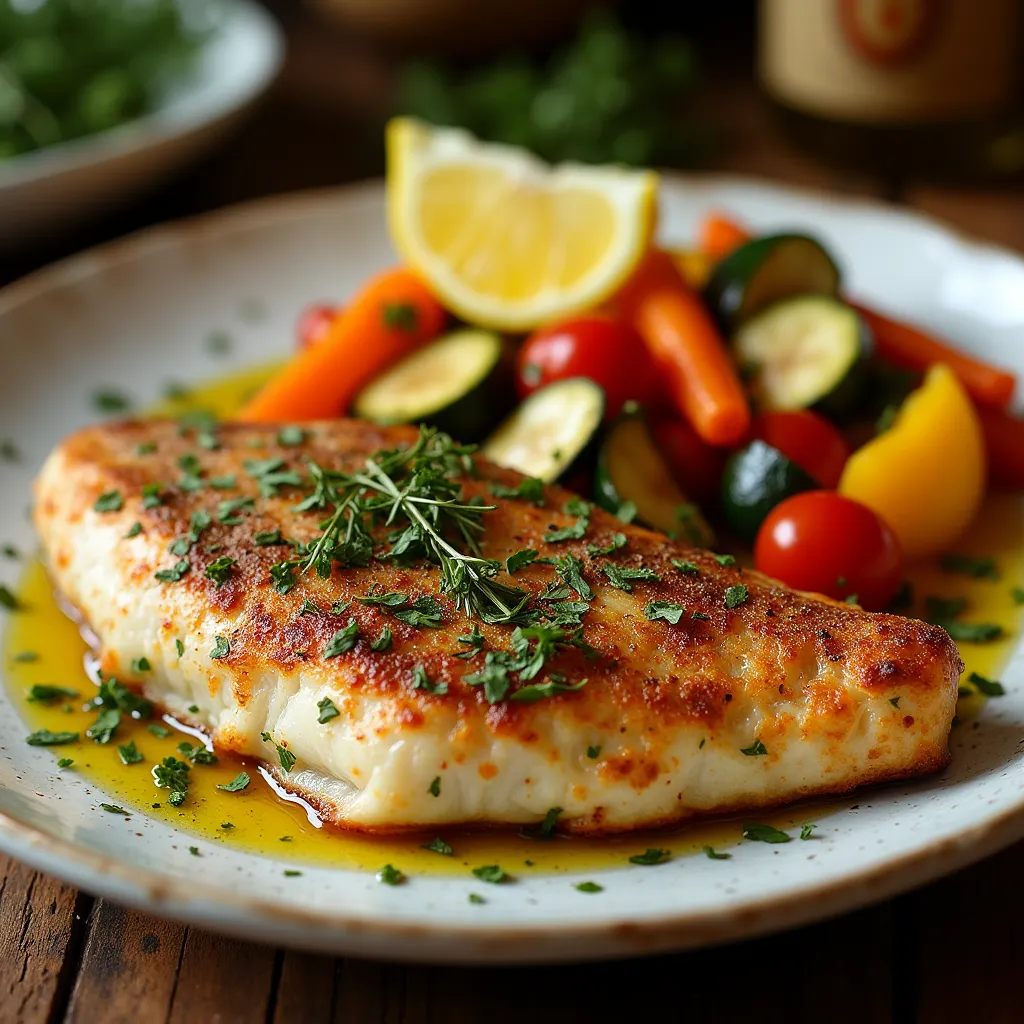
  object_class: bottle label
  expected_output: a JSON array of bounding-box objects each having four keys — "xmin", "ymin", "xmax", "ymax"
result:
[{"xmin": 760, "ymin": 0, "xmax": 1018, "ymax": 123}]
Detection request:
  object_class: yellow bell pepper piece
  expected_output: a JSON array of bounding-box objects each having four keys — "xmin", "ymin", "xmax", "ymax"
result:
[{"xmin": 839, "ymin": 364, "xmax": 986, "ymax": 559}]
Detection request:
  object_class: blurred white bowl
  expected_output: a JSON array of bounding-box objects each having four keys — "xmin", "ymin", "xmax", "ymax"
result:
[{"xmin": 0, "ymin": 0, "xmax": 284, "ymax": 248}]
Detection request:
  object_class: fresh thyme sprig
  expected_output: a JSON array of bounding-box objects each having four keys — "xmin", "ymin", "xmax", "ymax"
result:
[{"xmin": 274, "ymin": 428, "xmax": 534, "ymax": 625}]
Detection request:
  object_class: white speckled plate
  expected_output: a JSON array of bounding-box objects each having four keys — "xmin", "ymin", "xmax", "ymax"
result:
[
  {"xmin": 0, "ymin": 0, "xmax": 283, "ymax": 246},
  {"xmin": 1, "ymin": 179, "xmax": 1023, "ymax": 964}
]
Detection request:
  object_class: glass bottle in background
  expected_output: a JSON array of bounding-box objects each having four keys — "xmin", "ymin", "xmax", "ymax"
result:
[{"xmin": 759, "ymin": 0, "xmax": 1024, "ymax": 180}]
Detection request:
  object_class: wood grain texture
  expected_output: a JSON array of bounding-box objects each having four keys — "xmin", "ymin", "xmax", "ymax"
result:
[
  {"xmin": 66, "ymin": 901, "xmax": 185, "ymax": 1024},
  {"xmin": 0, "ymin": 857, "xmax": 86, "ymax": 1024},
  {"xmin": 272, "ymin": 952, "xmax": 337, "ymax": 1023}
]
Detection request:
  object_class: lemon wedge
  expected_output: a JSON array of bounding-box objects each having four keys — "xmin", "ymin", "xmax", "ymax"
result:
[{"xmin": 386, "ymin": 117, "xmax": 659, "ymax": 331}]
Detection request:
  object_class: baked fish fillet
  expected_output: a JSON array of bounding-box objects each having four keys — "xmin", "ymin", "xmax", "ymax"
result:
[{"xmin": 34, "ymin": 418, "xmax": 962, "ymax": 834}]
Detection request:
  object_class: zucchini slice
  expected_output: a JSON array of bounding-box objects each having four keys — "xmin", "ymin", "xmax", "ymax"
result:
[
  {"xmin": 733, "ymin": 295, "xmax": 872, "ymax": 419},
  {"xmin": 352, "ymin": 328, "xmax": 512, "ymax": 440},
  {"xmin": 481, "ymin": 378, "xmax": 604, "ymax": 482},
  {"xmin": 706, "ymin": 234, "xmax": 841, "ymax": 331},
  {"xmin": 595, "ymin": 412, "xmax": 715, "ymax": 545},
  {"xmin": 721, "ymin": 440, "xmax": 816, "ymax": 543}
]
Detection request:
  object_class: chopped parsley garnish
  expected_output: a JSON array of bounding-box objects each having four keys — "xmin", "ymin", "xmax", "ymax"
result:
[
  {"xmin": 586, "ymin": 533, "xmax": 627, "ymax": 557},
  {"xmin": 382, "ymin": 302, "xmax": 418, "ymax": 332},
  {"xmin": 889, "ymin": 697, "xmax": 901, "ymax": 709},
  {"xmin": 544, "ymin": 498, "xmax": 593, "ymax": 543},
  {"xmin": 671, "ymin": 559, "xmax": 699, "ymax": 575},
  {"xmin": 472, "ymin": 865, "xmax": 509, "ymax": 884},
  {"xmin": 86, "ymin": 708, "xmax": 121, "ymax": 744},
  {"xmin": 456, "ymin": 623, "xmax": 486, "ymax": 658},
  {"xmin": 254, "ymin": 529, "xmax": 283, "ymax": 546},
  {"xmin": 506, "ymin": 548, "xmax": 539, "ymax": 574},
  {"xmin": 27, "ymin": 684, "xmax": 77, "ymax": 703},
  {"xmin": 601, "ymin": 564, "xmax": 660, "ymax": 592},
  {"xmin": 168, "ymin": 537, "xmax": 191, "ymax": 557},
  {"xmin": 152, "ymin": 756, "xmax": 190, "ymax": 806},
  {"xmin": 1012, "ymin": 587, "xmax": 1024, "ymax": 605},
  {"xmin": 154, "ymin": 559, "xmax": 190, "ymax": 583},
  {"xmin": 283, "ymin": 870, "xmax": 302, "ymax": 878},
  {"xmin": 742, "ymin": 822, "xmax": 791, "ymax": 844},
  {"xmin": 468, "ymin": 893, "xmax": 485, "ymax": 904},
  {"xmin": 244, "ymin": 457, "xmax": 302, "ymax": 498},
  {"xmin": 714, "ymin": 553, "xmax": 737, "ymax": 567},
  {"xmin": 511, "ymin": 677, "xmax": 587, "ymax": 703},
  {"xmin": 26, "ymin": 729, "xmax": 79, "ymax": 746},
  {"xmin": 141, "ymin": 483, "xmax": 164, "ymax": 508},
  {"xmin": 210, "ymin": 635, "xmax": 230, "ymax": 660},
  {"xmin": 428, "ymin": 775, "xmax": 441, "ymax": 797},
  {"xmin": 57, "ymin": 757, "xmax": 74, "ymax": 768},
  {"xmin": 188, "ymin": 705, "xmax": 199, "ymax": 713},
  {"xmin": 377, "ymin": 863, "xmax": 405, "ymax": 885},
  {"xmin": 277, "ymin": 426, "xmax": 307, "ymax": 447},
  {"xmin": 217, "ymin": 772, "xmax": 251, "ymax": 792},
  {"xmin": 576, "ymin": 881, "xmax": 604, "ymax": 892},
  {"xmin": 411, "ymin": 664, "xmax": 448, "ymax": 695},
  {"xmin": 324, "ymin": 619, "xmax": 360, "ymax": 657},
  {"xmin": 147, "ymin": 724, "xmax": 171, "ymax": 738},
  {"xmin": 131, "ymin": 657, "xmax": 151, "ymax": 674},
  {"xmin": 175, "ymin": 639, "xmax": 185, "ymax": 658},
  {"xmin": 209, "ymin": 475, "xmax": 237, "ymax": 490},
  {"xmin": 614, "ymin": 499, "xmax": 637, "ymax": 524},
  {"xmin": 124, "ymin": 522, "xmax": 143, "ymax": 539},
  {"xmin": 370, "ymin": 627, "xmax": 393, "ymax": 652},
  {"xmin": 724, "ymin": 584, "xmax": 749, "ymax": 609},
  {"xmin": 100, "ymin": 803, "xmax": 129, "ymax": 814},
  {"xmin": 644, "ymin": 601, "xmax": 688, "ymax": 625},
  {"xmin": 940, "ymin": 554, "xmax": 999, "ymax": 580},
  {"xmin": 117, "ymin": 741, "xmax": 143, "ymax": 765},
  {"xmin": 800, "ymin": 823, "xmax": 816, "ymax": 840},
  {"xmin": 177, "ymin": 741, "xmax": 217, "ymax": 765},
  {"xmin": 92, "ymin": 389, "xmax": 132, "ymax": 413},
  {"xmin": 136, "ymin": 442, "xmax": 157, "ymax": 455},
  {"xmin": 586, "ymin": 745, "xmax": 601, "ymax": 759},
  {"xmin": 490, "ymin": 477, "xmax": 546, "ymax": 505},
  {"xmin": 189, "ymin": 846, "xmax": 201, "ymax": 856},
  {"xmin": 0, "ymin": 584, "xmax": 20, "ymax": 611},
  {"xmin": 269, "ymin": 562, "xmax": 298, "ymax": 594},
  {"xmin": 299, "ymin": 599, "xmax": 321, "ymax": 616},
  {"xmin": 12, "ymin": 651, "xmax": 37, "ymax": 663},
  {"xmin": 934, "ymin": 620, "xmax": 1002, "ymax": 643},
  {"xmin": 969, "ymin": 671, "xmax": 1005, "ymax": 696},
  {"xmin": 317, "ymin": 696, "xmax": 340, "ymax": 723},
  {"xmin": 740, "ymin": 738, "xmax": 767, "ymax": 756},
  {"xmin": 924, "ymin": 595, "xmax": 967, "ymax": 620},
  {"xmin": 330, "ymin": 599, "xmax": 351, "ymax": 615},
  {"xmin": 216, "ymin": 496, "xmax": 255, "ymax": 524},
  {"xmin": 94, "ymin": 490, "xmax": 123, "ymax": 512},
  {"xmin": 703, "ymin": 846, "xmax": 731, "ymax": 860},
  {"xmin": 629, "ymin": 848, "xmax": 670, "ymax": 866},
  {"xmin": 261, "ymin": 732, "xmax": 296, "ymax": 772},
  {"xmin": 220, "ymin": 822, "xmax": 234, "ymax": 831},
  {"xmin": 555, "ymin": 553, "xmax": 592, "ymax": 601},
  {"xmin": 422, "ymin": 837, "xmax": 453, "ymax": 855},
  {"xmin": 538, "ymin": 807, "xmax": 562, "ymax": 838},
  {"xmin": 205, "ymin": 556, "xmax": 235, "ymax": 587},
  {"xmin": 358, "ymin": 592, "xmax": 445, "ymax": 628}
]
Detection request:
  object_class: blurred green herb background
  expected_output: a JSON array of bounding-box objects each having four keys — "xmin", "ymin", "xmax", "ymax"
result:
[
  {"xmin": 398, "ymin": 11, "xmax": 709, "ymax": 167},
  {"xmin": 0, "ymin": 0, "xmax": 208, "ymax": 159}
]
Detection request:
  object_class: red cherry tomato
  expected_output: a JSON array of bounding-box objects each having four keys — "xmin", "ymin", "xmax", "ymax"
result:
[
  {"xmin": 749, "ymin": 411, "xmax": 850, "ymax": 488},
  {"xmin": 297, "ymin": 304, "xmax": 340, "ymax": 350},
  {"xmin": 517, "ymin": 315, "xmax": 663, "ymax": 418},
  {"xmin": 754, "ymin": 491, "xmax": 903, "ymax": 611},
  {"xmin": 649, "ymin": 415, "xmax": 726, "ymax": 508}
]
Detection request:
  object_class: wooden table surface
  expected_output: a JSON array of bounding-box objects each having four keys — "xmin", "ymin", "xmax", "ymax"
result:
[{"xmin": 4, "ymin": 10, "xmax": 1024, "ymax": 1023}]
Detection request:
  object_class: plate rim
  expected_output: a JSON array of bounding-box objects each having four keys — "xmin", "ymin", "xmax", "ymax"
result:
[
  {"xmin": 2, "ymin": 174, "xmax": 1024, "ymax": 962},
  {"xmin": 0, "ymin": 0, "xmax": 284, "ymax": 191}
]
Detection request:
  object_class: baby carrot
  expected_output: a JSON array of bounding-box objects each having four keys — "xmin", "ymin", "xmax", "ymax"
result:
[
  {"xmin": 617, "ymin": 249, "xmax": 750, "ymax": 447},
  {"xmin": 852, "ymin": 303, "xmax": 1016, "ymax": 409},
  {"xmin": 239, "ymin": 267, "xmax": 446, "ymax": 422},
  {"xmin": 699, "ymin": 212, "xmax": 752, "ymax": 259}
]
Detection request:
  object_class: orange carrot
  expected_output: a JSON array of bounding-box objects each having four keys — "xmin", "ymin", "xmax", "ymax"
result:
[
  {"xmin": 239, "ymin": 267, "xmax": 446, "ymax": 422},
  {"xmin": 616, "ymin": 249, "xmax": 750, "ymax": 447},
  {"xmin": 852, "ymin": 303, "xmax": 1016, "ymax": 409},
  {"xmin": 975, "ymin": 404, "xmax": 1024, "ymax": 489},
  {"xmin": 698, "ymin": 212, "xmax": 752, "ymax": 259}
]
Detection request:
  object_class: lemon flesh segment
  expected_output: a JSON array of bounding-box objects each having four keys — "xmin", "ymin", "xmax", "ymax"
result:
[{"xmin": 387, "ymin": 118, "xmax": 658, "ymax": 331}]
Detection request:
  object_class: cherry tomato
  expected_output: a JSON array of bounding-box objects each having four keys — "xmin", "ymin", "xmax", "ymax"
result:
[
  {"xmin": 749, "ymin": 411, "xmax": 850, "ymax": 488},
  {"xmin": 649, "ymin": 415, "xmax": 726, "ymax": 508},
  {"xmin": 297, "ymin": 304, "xmax": 340, "ymax": 350},
  {"xmin": 754, "ymin": 491, "xmax": 903, "ymax": 611},
  {"xmin": 517, "ymin": 315, "xmax": 663, "ymax": 418}
]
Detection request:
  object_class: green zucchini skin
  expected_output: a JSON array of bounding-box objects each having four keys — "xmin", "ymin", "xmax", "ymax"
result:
[
  {"xmin": 481, "ymin": 377, "xmax": 606, "ymax": 483},
  {"xmin": 595, "ymin": 409, "xmax": 715, "ymax": 545},
  {"xmin": 705, "ymin": 233, "xmax": 842, "ymax": 332},
  {"xmin": 732, "ymin": 295, "xmax": 875, "ymax": 422},
  {"xmin": 352, "ymin": 328, "xmax": 516, "ymax": 441},
  {"xmin": 721, "ymin": 440, "xmax": 817, "ymax": 543}
]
